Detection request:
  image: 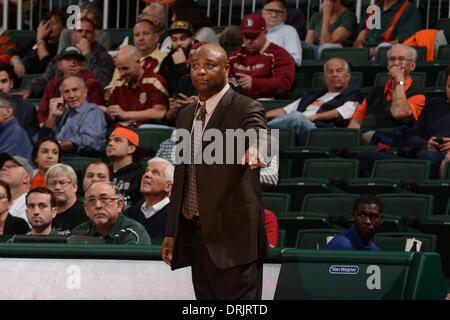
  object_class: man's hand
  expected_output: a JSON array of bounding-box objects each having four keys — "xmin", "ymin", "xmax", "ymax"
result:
[
  {"xmin": 438, "ymin": 137, "xmax": 450, "ymax": 153},
  {"xmin": 427, "ymin": 136, "xmax": 441, "ymax": 152},
  {"xmin": 49, "ymin": 97, "xmax": 66, "ymax": 117},
  {"xmin": 106, "ymin": 104, "xmax": 125, "ymax": 120},
  {"xmin": 11, "ymin": 59, "xmax": 26, "ymax": 78},
  {"xmin": 161, "ymin": 237, "xmax": 174, "ymax": 267},
  {"xmin": 12, "ymin": 89, "xmax": 32, "ymax": 99},
  {"xmin": 241, "ymin": 147, "xmax": 267, "ymax": 169},
  {"xmin": 76, "ymin": 37, "xmax": 91, "ymax": 55},
  {"xmin": 172, "ymin": 47, "xmax": 187, "ymax": 65},
  {"xmin": 235, "ymin": 73, "xmax": 253, "ymax": 91},
  {"xmin": 388, "ymin": 65, "xmax": 405, "ymax": 83},
  {"xmin": 36, "ymin": 19, "xmax": 51, "ymax": 40}
]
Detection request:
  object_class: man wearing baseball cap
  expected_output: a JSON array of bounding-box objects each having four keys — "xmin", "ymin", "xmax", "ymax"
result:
[
  {"xmin": 36, "ymin": 46, "xmax": 104, "ymax": 124},
  {"xmin": 0, "ymin": 154, "xmax": 34, "ymax": 225},
  {"xmin": 158, "ymin": 21, "xmax": 196, "ymax": 97},
  {"xmin": 106, "ymin": 127, "xmax": 145, "ymax": 206},
  {"xmin": 228, "ymin": 13, "xmax": 296, "ymax": 99}
]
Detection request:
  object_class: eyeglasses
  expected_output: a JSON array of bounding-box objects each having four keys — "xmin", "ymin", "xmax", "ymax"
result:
[
  {"xmin": 263, "ymin": 8, "xmax": 286, "ymax": 15},
  {"xmin": 85, "ymin": 196, "xmax": 118, "ymax": 207},
  {"xmin": 388, "ymin": 56, "xmax": 412, "ymax": 63},
  {"xmin": 47, "ymin": 180, "xmax": 72, "ymax": 188}
]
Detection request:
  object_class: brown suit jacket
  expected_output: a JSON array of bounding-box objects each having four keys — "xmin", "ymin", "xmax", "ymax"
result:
[{"xmin": 165, "ymin": 87, "xmax": 269, "ymax": 269}]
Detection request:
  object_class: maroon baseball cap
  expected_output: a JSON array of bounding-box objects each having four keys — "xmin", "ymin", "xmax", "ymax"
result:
[{"xmin": 241, "ymin": 13, "xmax": 266, "ymax": 34}]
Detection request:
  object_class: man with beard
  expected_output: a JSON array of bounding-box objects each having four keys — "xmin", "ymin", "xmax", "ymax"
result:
[
  {"xmin": 25, "ymin": 187, "xmax": 60, "ymax": 235},
  {"xmin": 74, "ymin": 181, "xmax": 151, "ymax": 244},
  {"xmin": 158, "ymin": 21, "xmax": 196, "ymax": 97},
  {"xmin": 106, "ymin": 45, "xmax": 169, "ymax": 129},
  {"xmin": 45, "ymin": 163, "xmax": 88, "ymax": 231},
  {"xmin": 325, "ymin": 194, "xmax": 384, "ymax": 250}
]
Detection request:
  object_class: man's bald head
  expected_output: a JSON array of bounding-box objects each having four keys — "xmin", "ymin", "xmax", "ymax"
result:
[
  {"xmin": 190, "ymin": 44, "xmax": 230, "ymax": 100},
  {"xmin": 114, "ymin": 45, "xmax": 144, "ymax": 86},
  {"xmin": 116, "ymin": 45, "xmax": 141, "ymax": 62}
]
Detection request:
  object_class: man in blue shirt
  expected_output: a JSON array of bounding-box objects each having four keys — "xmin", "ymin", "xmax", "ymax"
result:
[
  {"xmin": 325, "ymin": 194, "xmax": 384, "ymax": 250},
  {"xmin": 38, "ymin": 74, "xmax": 106, "ymax": 156}
]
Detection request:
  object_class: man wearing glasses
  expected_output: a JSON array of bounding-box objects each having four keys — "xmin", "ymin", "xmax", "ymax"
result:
[
  {"xmin": 325, "ymin": 194, "xmax": 384, "ymax": 251},
  {"xmin": 74, "ymin": 181, "xmax": 151, "ymax": 244},
  {"xmin": 348, "ymin": 44, "xmax": 425, "ymax": 144},
  {"xmin": 262, "ymin": 0, "xmax": 302, "ymax": 66},
  {"xmin": 45, "ymin": 163, "xmax": 88, "ymax": 231}
]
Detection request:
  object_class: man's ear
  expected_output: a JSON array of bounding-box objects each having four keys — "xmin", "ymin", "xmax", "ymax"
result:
[{"xmin": 128, "ymin": 144, "xmax": 137, "ymax": 155}]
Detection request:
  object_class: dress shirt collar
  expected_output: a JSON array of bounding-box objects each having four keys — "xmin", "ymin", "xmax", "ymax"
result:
[
  {"xmin": 200, "ymin": 83, "xmax": 230, "ymax": 117},
  {"xmin": 141, "ymin": 196, "xmax": 170, "ymax": 219}
]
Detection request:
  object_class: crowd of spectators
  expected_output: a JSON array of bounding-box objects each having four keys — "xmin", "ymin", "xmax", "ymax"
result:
[{"xmin": 0, "ymin": 0, "xmax": 448, "ymax": 248}]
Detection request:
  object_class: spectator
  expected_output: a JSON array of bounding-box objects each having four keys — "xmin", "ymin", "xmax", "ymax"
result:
[
  {"xmin": 138, "ymin": 2, "xmax": 168, "ymax": 36},
  {"xmin": 106, "ymin": 45, "xmax": 168, "ymax": 129},
  {"xmin": 268, "ymin": 58, "xmax": 363, "ymax": 144},
  {"xmin": 25, "ymin": 187, "xmax": 60, "ymax": 235},
  {"xmin": 15, "ymin": 17, "xmax": 114, "ymax": 99},
  {"xmin": 262, "ymin": 0, "xmax": 302, "ymax": 66},
  {"xmin": 37, "ymin": 46, "xmax": 105, "ymax": 124},
  {"xmin": 37, "ymin": 74, "xmax": 107, "ymax": 156},
  {"xmin": 9, "ymin": 9, "xmax": 68, "ymax": 77},
  {"xmin": 0, "ymin": 92, "xmax": 33, "ymax": 160},
  {"xmin": 0, "ymin": 27, "xmax": 19, "ymax": 66},
  {"xmin": 0, "ymin": 63, "xmax": 39, "ymax": 143},
  {"xmin": 81, "ymin": 160, "xmax": 113, "ymax": 195},
  {"xmin": 106, "ymin": 127, "xmax": 145, "ymax": 207},
  {"xmin": 45, "ymin": 163, "xmax": 88, "ymax": 231},
  {"xmin": 158, "ymin": 21, "xmax": 196, "ymax": 97},
  {"xmin": 353, "ymin": 0, "xmax": 422, "ymax": 59},
  {"xmin": 357, "ymin": 66, "xmax": 450, "ymax": 179},
  {"xmin": 159, "ymin": 0, "xmax": 220, "ymax": 53},
  {"xmin": 348, "ymin": 44, "xmax": 425, "ymax": 144},
  {"xmin": 105, "ymin": 19, "xmax": 167, "ymax": 99},
  {"xmin": 74, "ymin": 181, "xmax": 151, "ymax": 244},
  {"xmin": 0, "ymin": 154, "xmax": 33, "ymax": 225},
  {"xmin": 124, "ymin": 157, "xmax": 174, "ymax": 242},
  {"xmin": 325, "ymin": 194, "xmax": 383, "ymax": 250},
  {"xmin": 30, "ymin": 137, "xmax": 61, "ymax": 189},
  {"xmin": 264, "ymin": 209, "xmax": 278, "ymax": 248},
  {"xmin": 0, "ymin": 180, "xmax": 30, "ymax": 236},
  {"xmin": 228, "ymin": 13, "xmax": 295, "ymax": 99},
  {"xmin": 303, "ymin": 0, "xmax": 356, "ymax": 59},
  {"xmin": 57, "ymin": 1, "xmax": 112, "ymax": 53}
]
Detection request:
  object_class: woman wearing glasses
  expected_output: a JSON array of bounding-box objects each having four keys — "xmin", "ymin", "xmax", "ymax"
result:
[{"xmin": 0, "ymin": 180, "xmax": 30, "ymax": 237}]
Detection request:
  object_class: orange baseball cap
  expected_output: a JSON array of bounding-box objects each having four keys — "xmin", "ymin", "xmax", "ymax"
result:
[{"xmin": 109, "ymin": 127, "xmax": 139, "ymax": 146}]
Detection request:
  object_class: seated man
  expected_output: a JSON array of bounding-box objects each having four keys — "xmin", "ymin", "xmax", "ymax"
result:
[
  {"xmin": 262, "ymin": 0, "xmax": 302, "ymax": 66},
  {"xmin": 0, "ymin": 63, "xmax": 39, "ymax": 143},
  {"xmin": 325, "ymin": 194, "xmax": 383, "ymax": 251},
  {"xmin": 105, "ymin": 19, "xmax": 167, "ymax": 99},
  {"xmin": 38, "ymin": 46, "xmax": 104, "ymax": 124},
  {"xmin": 0, "ymin": 92, "xmax": 33, "ymax": 160},
  {"xmin": 45, "ymin": 163, "xmax": 88, "ymax": 231},
  {"xmin": 228, "ymin": 13, "xmax": 295, "ymax": 99},
  {"xmin": 348, "ymin": 44, "xmax": 425, "ymax": 144},
  {"xmin": 25, "ymin": 187, "xmax": 61, "ymax": 235},
  {"xmin": 74, "ymin": 181, "xmax": 151, "ymax": 244},
  {"xmin": 106, "ymin": 128, "xmax": 145, "ymax": 206},
  {"xmin": 353, "ymin": 0, "xmax": 422, "ymax": 59},
  {"xmin": 15, "ymin": 17, "xmax": 114, "ymax": 99},
  {"xmin": 80, "ymin": 160, "xmax": 113, "ymax": 197},
  {"xmin": 124, "ymin": 157, "xmax": 174, "ymax": 242},
  {"xmin": 38, "ymin": 74, "xmax": 107, "ymax": 156},
  {"xmin": 106, "ymin": 45, "xmax": 169, "ymax": 128},
  {"xmin": 268, "ymin": 57, "xmax": 363, "ymax": 144},
  {"xmin": 357, "ymin": 66, "xmax": 450, "ymax": 179}
]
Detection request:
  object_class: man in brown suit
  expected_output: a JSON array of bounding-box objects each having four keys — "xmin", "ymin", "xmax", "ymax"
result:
[{"xmin": 161, "ymin": 44, "xmax": 270, "ymax": 300}]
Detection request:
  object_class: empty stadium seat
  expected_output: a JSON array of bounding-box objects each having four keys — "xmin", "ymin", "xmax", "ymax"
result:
[
  {"xmin": 61, "ymin": 157, "xmax": 102, "ymax": 173},
  {"xmin": 374, "ymin": 232, "xmax": 437, "ymax": 252},
  {"xmin": 320, "ymin": 48, "xmax": 369, "ymax": 64},
  {"xmin": 300, "ymin": 193, "xmax": 359, "ymax": 223},
  {"xmin": 106, "ymin": 28, "xmax": 133, "ymax": 49},
  {"xmin": 276, "ymin": 229, "xmax": 287, "ymax": 248},
  {"xmin": 279, "ymin": 158, "xmax": 292, "ymax": 179},
  {"xmin": 306, "ymin": 128, "xmax": 361, "ymax": 150},
  {"xmin": 261, "ymin": 192, "xmax": 291, "ymax": 216},
  {"xmin": 7, "ymin": 30, "xmax": 36, "ymax": 49},
  {"xmin": 436, "ymin": 45, "xmax": 450, "ymax": 61},
  {"xmin": 132, "ymin": 127, "xmax": 173, "ymax": 154},
  {"xmin": 21, "ymin": 74, "xmax": 41, "ymax": 89},
  {"xmin": 277, "ymin": 216, "xmax": 332, "ymax": 247},
  {"xmin": 295, "ymin": 228, "xmax": 344, "ymax": 249},
  {"xmin": 277, "ymin": 128, "xmax": 296, "ymax": 150}
]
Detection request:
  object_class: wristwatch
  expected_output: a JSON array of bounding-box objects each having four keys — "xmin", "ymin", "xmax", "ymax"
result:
[{"xmin": 396, "ymin": 80, "xmax": 405, "ymax": 86}]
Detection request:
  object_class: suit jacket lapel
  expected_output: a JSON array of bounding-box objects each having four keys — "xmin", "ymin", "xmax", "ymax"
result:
[{"xmin": 203, "ymin": 87, "xmax": 234, "ymax": 132}]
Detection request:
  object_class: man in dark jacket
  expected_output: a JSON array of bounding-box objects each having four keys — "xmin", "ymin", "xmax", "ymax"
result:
[{"xmin": 268, "ymin": 57, "xmax": 364, "ymax": 144}]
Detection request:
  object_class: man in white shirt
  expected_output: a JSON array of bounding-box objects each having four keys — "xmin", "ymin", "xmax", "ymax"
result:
[
  {"xmin": 267, "ymin": 57, "xmax": 364, "ymax": 144},
  {"xmin": 262, "ymin": 0, "xmax": 302, "ymax": 66},
  {"xmin": 0, "ymin": 154, "xmax": 33, "ymax": 226},
  {"xmin": 123, "ymin": 157, "xmax": 174, "ymax": 243}
]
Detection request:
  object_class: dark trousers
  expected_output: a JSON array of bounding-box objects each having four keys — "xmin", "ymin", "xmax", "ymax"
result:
[{"xmin": 189, "ymin": 224, "xmax": 263, "ymax": 300}]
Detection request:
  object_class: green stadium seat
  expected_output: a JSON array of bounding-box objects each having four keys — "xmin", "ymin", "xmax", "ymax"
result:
[
  {"xmin": 374, "ymin": 232, "xmax": 438, "ymax": 252},
  {"xmin": 7, "ymin": 30, "xmax": 36, "ymax": 49},
  {"xmin": 436, "ymin": 45, "xmax": 450, "ymax": 61},
  {"xmin": 21, "ymin": 73, "xmax": 41, "ymax": 89},
  {"xmin": 277, "ymin": 128, "xmax": 296, "ymax": 150},
  {"xmin": 261, "ymin": 192, "xmax": 291, "ymax": 216},
  {"xmin": 302, "ymin": 47, "xmax": 315, "ymax": 60},
  {"xmin": 320, "ymin": 48, "xmax": 370, "ymax": 64},
  {"xmin": 277, "ymin": 216, "xmax": 332, "ymax": 247},
  {"xmin": 132, "ymin": 127, "xmax": 173, "ymax": 153},
  {"xmin": 61, "ymin": 156, "xmax": 102, "ymax": 173},
  {"xmin": 415, "ymin": 162, "xmax": 450, "ymax": 214},
  {"xmin": 300, "ymin": 193, "xmax": 359, "ymax": 222},
  {"xmin": 278, "ymin": 158, "xmax": 292, "ymax": 179},
  {"xmin": 259, "ymin": 99, "xmax": 294, "ymax": 112},
  {"xmin": 105, "ymin": 28, "xmax": 133, "ymax": 49},
  {"xmin": 279, "ymin": 146, "xmax": 332, "ymax": 178},
  {"xmin": 295, "ymin": 228, "xmax": 344, "ymax": 249},
  {"xmin": 276, "ymin": 229, "xmax": 287, "ymax": 248},
  {"xmin": 302, "ymin": 158, "xmax": 359, "ymax": 180},
  {"xmin": 436, "ymin": 18, "xmax": 450, "ymax": 31},
  {"xmin": 306, "ymin": 128, "xmax": 361, "ymax": 150}
]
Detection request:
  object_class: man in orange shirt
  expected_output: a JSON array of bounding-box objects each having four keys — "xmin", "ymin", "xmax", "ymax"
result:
[{"xmin": 348, "ymin": 44, "xmax": 425, "ymax": 144}]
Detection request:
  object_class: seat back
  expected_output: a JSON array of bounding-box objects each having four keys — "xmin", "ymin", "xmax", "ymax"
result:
[
  {"xmin": 374, "ymin": 232, "xmax": 437, "ymax": 252},
  {"xmin": 295, "ymin": 228, "xmax": 343, "ymax": 249},
  {"xmin": 320, "ymin": 48, "xmax": 369, "ymax": 63},
  {"xmin": 7, "ymin": 30, "xmax": 36, "ymax": 49},
  {"xmin": 378, "ymin": 193, "xmax": 434, "ymax": 220},
  {"xmin": 306, "ymin": 128, "xmax": 361, "ymax": 149},
  {"xmin": 262, "ymin": 193, "xmax": 291, "ymax": 216},
  {"xmin": 303, "ymin": 158, "xmax": 359, "ymax": 179},
  {"xmin": 132, "ymin": 127, "xmax": 173, "ymax": 153},
  {"xmin": 436, "ymin": 45, "xmax": 450, "ymax": 61},
  {"xmin": 277, "ymin": 128, "xmax": 296, "ymax": 150},
  {"xmin": 106, "ymin": 28, "xmax": 134, "ymax": 49},
  {"xmin": 301, "ymin": 193, "xmax": 359, "ymax": 216},
  {"xmin": 372, "ymin": 159, "xmax": 431, "ymax": 184}
]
